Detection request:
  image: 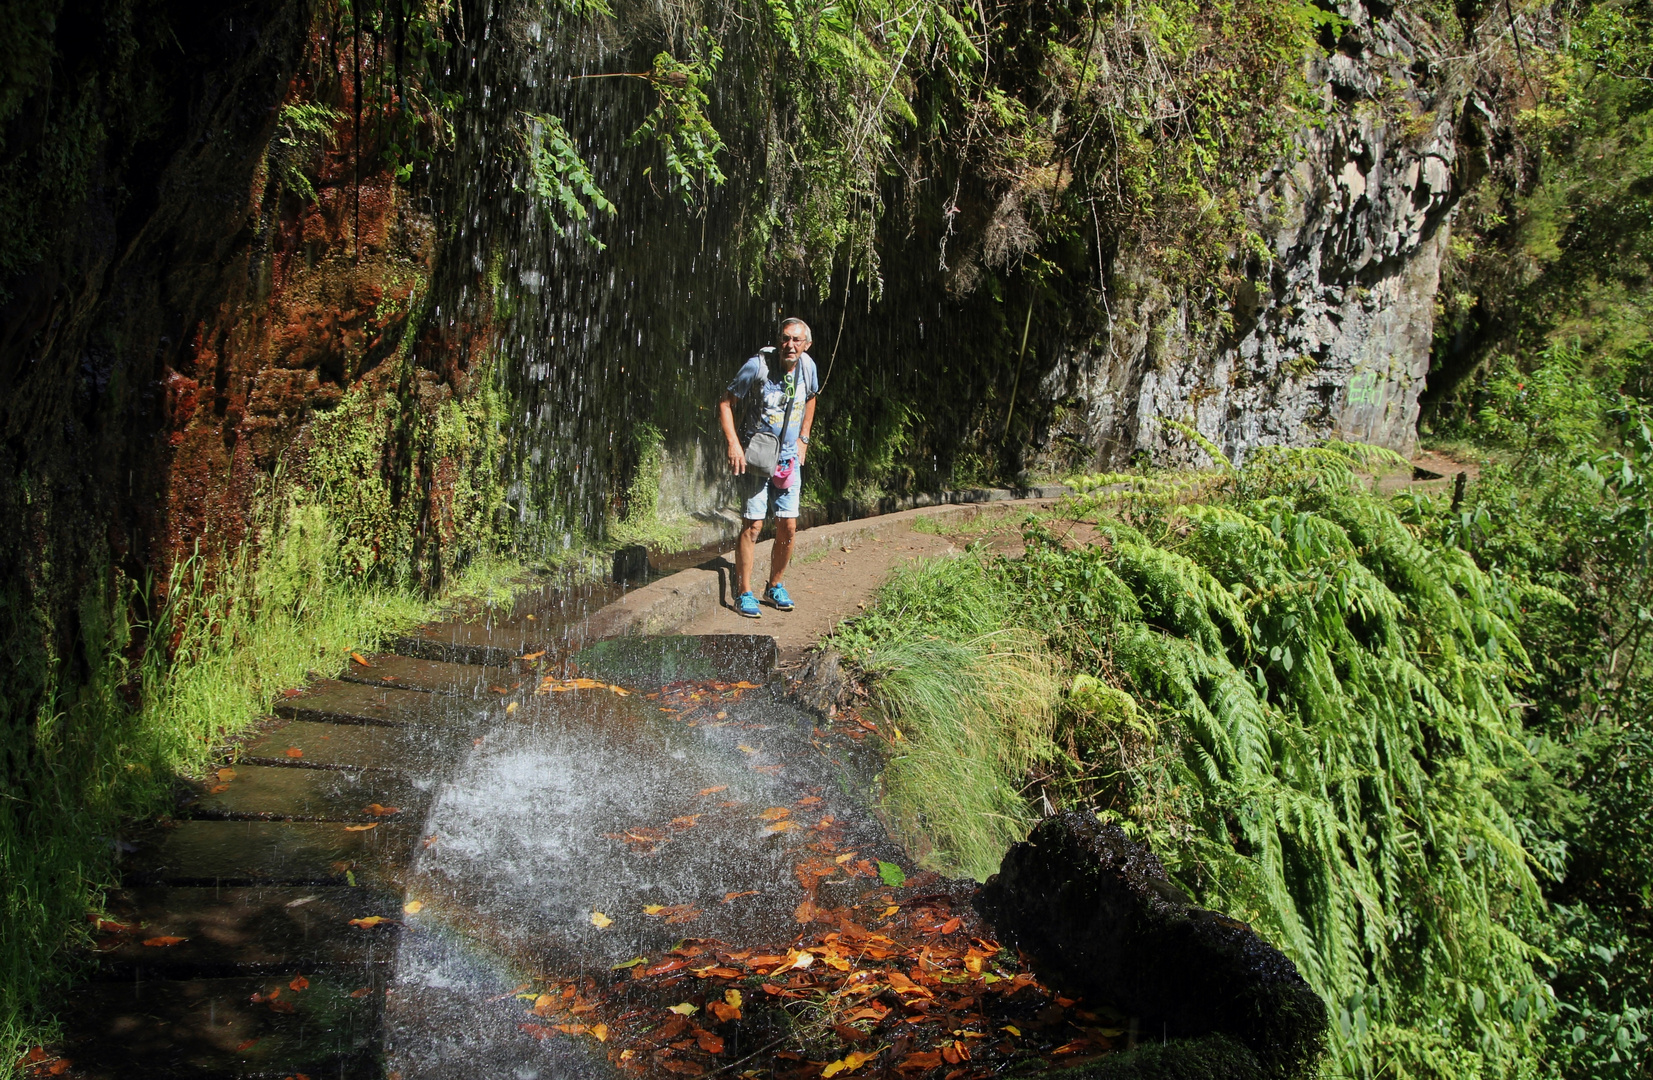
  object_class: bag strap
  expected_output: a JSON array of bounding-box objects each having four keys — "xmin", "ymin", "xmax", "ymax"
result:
[{"xmin": 775, "ymin": 364, "xmax": 800, "ymax": 455}]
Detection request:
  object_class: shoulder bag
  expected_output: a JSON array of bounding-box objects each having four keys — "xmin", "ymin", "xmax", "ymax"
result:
[{"xmin": 741, "ymin": 358, "xmax": 799, "ymax": 479}]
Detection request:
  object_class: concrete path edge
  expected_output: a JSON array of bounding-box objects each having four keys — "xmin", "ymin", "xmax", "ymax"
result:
[{"xmin": 585, "ymin": 494, "xmax": 1062, "ymax": 639}]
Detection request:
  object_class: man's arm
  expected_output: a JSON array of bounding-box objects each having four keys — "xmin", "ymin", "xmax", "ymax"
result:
[
  {"xmin": 718, "ymin": 392, "xmax": 746, "ymax": 475},
  {"xmin": 797, "ymin": 395, "xmax": 817, "ymax": 465}
]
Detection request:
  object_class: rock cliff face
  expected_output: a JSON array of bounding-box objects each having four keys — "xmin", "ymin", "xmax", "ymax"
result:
[{"xmin": 1039, "ymin": 6, "xmax": 1466, "ymax": 469}]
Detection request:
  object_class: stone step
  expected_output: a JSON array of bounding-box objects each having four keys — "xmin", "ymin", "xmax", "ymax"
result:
[
  {"xmin": 390, "ymin": 632, "xmax": 525, "ymax": 669},
  {"xmin": 183, "ymin": 764, "xmax": 427, "ymax": 823},
  {"xmin": 338, "ymin": 652, "xmax": 519, "ymax": 695},
  {"xmin": 61, "ymin": 972, "xmax": 382, "ymax": 1078},
  {"xmin": 126, "ymin": 820, "xmax": 414, "ymax": 888},
  {"xmin": 273, "ymin": 678, "xmax": 515, "ymax": 727},
  {"xmin": 240, "ymin": 719, "xmax": 457, "ymax": 773},
  {"xmin": 90, "ymin": 886, "xmax": 400, "ymax": 977},
  {"xmin": 570, "ymin": 632, "xmax": 778, "ymax": 688}
]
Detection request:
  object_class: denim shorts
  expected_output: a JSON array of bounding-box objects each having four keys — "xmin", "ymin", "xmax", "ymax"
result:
[{"xmin": 737, "ymin": 464, "xmax": 801, "ymax": 520}]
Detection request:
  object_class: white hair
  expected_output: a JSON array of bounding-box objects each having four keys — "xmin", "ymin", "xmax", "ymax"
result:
[{"xmin": 779, "ymin": 317, "xmax": 813, "ymax": 342}]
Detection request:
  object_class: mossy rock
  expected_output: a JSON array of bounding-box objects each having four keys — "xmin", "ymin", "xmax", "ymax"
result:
[{"xmin": 978, "ymin": 813, "xmax": 1328, "ymax": 1080}]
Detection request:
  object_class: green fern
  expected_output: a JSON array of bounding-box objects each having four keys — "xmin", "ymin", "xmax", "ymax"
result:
[{"xmin": 840, "ymin": 443, "xmax": 1554, "ymax": 1079}]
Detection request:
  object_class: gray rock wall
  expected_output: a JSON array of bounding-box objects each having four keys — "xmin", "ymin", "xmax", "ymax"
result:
[{"xmin": 1040, "ymin": 6, "xmax": 1462, "ymax": 469}]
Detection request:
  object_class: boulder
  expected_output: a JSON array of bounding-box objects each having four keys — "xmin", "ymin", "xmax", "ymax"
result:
[{"xmin": 977, "ymin": 813, "xmax": 1328, "ymax": 1080}]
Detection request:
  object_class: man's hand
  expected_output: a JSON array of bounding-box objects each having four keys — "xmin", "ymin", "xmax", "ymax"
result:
[
  {"xmin": 796, "ymin": 442, "xmax": 808, "ymax": 466},
  {"xmin": 717, "ymin": 394, "xmax": 745, "ymax": 475}
]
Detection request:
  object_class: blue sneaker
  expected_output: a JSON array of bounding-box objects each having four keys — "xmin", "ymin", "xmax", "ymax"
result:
[
  {"xmin": 737, "ymin": 591, "xmax": 762, "ymax": 618},
  {"xmin": 764, "ymin": 583, "xmax": 795, "ymax": 611}
]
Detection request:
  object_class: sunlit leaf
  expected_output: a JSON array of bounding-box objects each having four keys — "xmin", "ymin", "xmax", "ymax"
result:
[
  {"xmin": 363, "ymin": 803, "xmax": 401, "ymax": 817},
  {"xmin": 591, "ymin": 1022, "xmax": 609, "ymax": 1042},
  {"xmin": 343, "ymin": 823, "xmax": 378, "ymax": 831},
  {"xmin": 667, "ymin": 1002, "xmax": 698, "ymax": 1015},
  {"xmin": 403, "ymin": 900, "xmax": 424, "ymax": 914},
  {"xmin": 758, "ymin": 807, "xmax": 791, "ymax": 821},
  {"xmin": 285, "ymin": 747, "xmax": 304, "ymax": 758},
  {"xmin": 348, "ymin": 916, "xmax": 390, "ymax": 928},
  {"xmin": 1002, "ymin": 1025, "xmax": 1021, "ymax": 1037},
  {"xmin": 877, "ymin": 861, "xmax": 906, "ymax": 887},
  {"xmin": 590, "ymin": 911, "xmax": 613, "ymax": 928},
  {"xmin": 351, "ymin": 652, "xmax": 370, "ymax": 666},
  {"xmin": 519, "ymin": 651, "xmax": 546, "ymax": 661},
  {"xmin": 142, "ymin": 936, "xmax": 187, "ymax": 947}
]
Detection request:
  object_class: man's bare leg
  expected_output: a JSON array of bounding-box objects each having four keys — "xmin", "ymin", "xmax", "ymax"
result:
[
  {"xmin": 768, "ymin": 517, "xmax": 797, "ymax": 589},
  {"xmin": 735, "ymin": 517, "xmax": 764, "ymax": 596}
]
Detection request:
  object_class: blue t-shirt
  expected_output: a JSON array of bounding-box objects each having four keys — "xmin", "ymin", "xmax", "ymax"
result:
[{"xmin": 727, "ymin": 349, "xmax": 818, "ymax": 458}]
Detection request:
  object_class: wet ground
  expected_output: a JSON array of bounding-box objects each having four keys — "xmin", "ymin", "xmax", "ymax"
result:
[{"xmin": 48, "ymin": 621, "xmax": 1107, "ymax": 1080}]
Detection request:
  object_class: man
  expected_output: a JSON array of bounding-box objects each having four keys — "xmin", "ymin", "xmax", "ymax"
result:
[{"xmin": 717, "ymin": 317, "xmax": 819, "ymax": 618}]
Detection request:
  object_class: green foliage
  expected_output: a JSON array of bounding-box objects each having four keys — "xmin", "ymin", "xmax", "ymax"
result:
[
  {"xmin": 841, "ymin": 445, "xmax": 1557, "ymax": 1079},
  {"xmin": 629, "ymin": 43, "xmax": 727, "ymax": 205},
  {"xmin": 1420, "ymin": 343, "xmax": 1653, "ymax": 1080},
  {"xmin": 269, "ymin": 102, "xmax": 345, "ymax": 204},
  {"xmin": 607, "ymin": 423, "xmax": 687, "ymax": 549},
  {"xmin": 519, "ymin": 111, "xmax": 617, "ymax": 243},
  {"xmin": 305, "ymin": 357, "xmax": 511, "ymax": 589},
  {"xmin": 0, "ymin": 493, "xmax": 530, "ymax": 1072},
  {"xmin": 833, "ymin": 554, "xmax": 1063, "ymax": 880},
  {"xmin": 1427, "ymin": 0, "xmax": 1653, "ymax": 417}
]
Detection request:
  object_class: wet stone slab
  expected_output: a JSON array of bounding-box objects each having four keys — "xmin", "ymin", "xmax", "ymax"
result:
[
  {"xmin": 183, "ymin": 764, "xmax": 429, "ymax": 822},
  {"xmin": 571, "ymin": 634, "xmax": 778, "ymax": 689},
  {"xmin": 61, "ymin": 971, "xmax": 383, "ymax": 1079},
  {"xmin": 340, "ymin": 652, "xmax": 521, "ymax": 695},
  {"xmin": 385, "ymin": 931, "xmax": 616, "ymax": 1080},
  {"xmin": 240, "ymin": 719, "xmax": 461, "ymax": 773},
  {"xmin": 93, "ymin": 886, "xmax": 400, "ymax": 976},
  {"xmin": 396, "ymin": 676, "xmax": 906, "ymax": 978},
  {"xmin": 274, "ymin": 679, "xmax": 507, "ymax": 727},
  {"xmin": 128, "ymin": 820, "xmax": 415, "ymax": 888}
]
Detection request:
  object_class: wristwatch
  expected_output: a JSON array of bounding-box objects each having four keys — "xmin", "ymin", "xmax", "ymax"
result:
[{"xmin": 798, "ymin": 435, "xmax": 811, "ymax": 444}]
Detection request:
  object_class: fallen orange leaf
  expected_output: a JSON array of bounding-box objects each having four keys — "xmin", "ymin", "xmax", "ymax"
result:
[
  {"xmin": 760, "ymin": 820, "xmax": 799, "ymax": 836},
  {"xmin": 142, "ymin": 936, "xmax": 187, "ymax": 947},
  {"xmin": 590, "ymin": 912, "xmax": 613, "ymax": 928},
  {"xmin": 519, "ymin": 650, "xmax": 546, "ymax": 661},
  {"xmin": 758, "ymin": 807, "xmax": 791, "ymax": 821},
  {"xmin": 403, "ymin": 900, "xmax": 424, "ymax": 914},
  {"xmin": 797, "ymin": 796, "xmax": 823, "ymax": 807},
  {"xmin": 285, "ymin": 747, "xmax": 303, "ymax": 758},
  {"xmin": 217, "ymin": 768, "xmax": 236, "ymax": 782},
  {"xmin": 363, "ymin": 803, "xmax": 401, "ymax": 817},
  {"xmin": 350, "ymin": 987, "xmax": 372, "ymax": 998},
  {"xmin": 722, "ymin": 890, "xmax": 757, "ymax": 903},
  {"xmin": 696, "ymin": 1029, "xmax": 725, "ymax": 1054},
  {"xmin": 697, "ymin": 785, "xmax": 727, "ymax": 796},
  {"xmin": 234, "ymin": 1038, "xmax": 259, "ymax": 1051},
  {"xmin": 208, "ymin": 783, "xmax": 230, "ymax": 794},
  {"xmin": 289, "ymin": 974, "xmax": 310, "ymax": 991},
  {"xmin": 669, "ymin": 815, "xmax": 701, "ymax": 829},
  {"xmin": 591, "ymin": 1022, "xmax": 609, "ymax": 1042},
  {"xmin": 348, "ymin": 916, "xmax": 390, "ymax": 928},
  {"xmin": 422, "ymin": 834, "xmax": 439, "ymax": 848},
  {"xmin": 343, "ymin": 823, "xmax": 378, "ymax": 831},
  {"xmin": 351, "ymin": 652, "xmax": 370, "ymax": 666}
]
